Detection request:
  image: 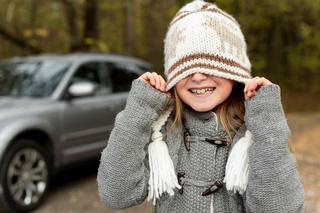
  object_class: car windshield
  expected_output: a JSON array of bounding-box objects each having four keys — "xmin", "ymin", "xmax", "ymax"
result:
[{"xmin": 0, "ymin": 60, "xmax": 70, "ymax": 98}]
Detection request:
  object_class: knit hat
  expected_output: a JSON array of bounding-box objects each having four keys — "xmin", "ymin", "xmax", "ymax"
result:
[{"xmin": 164, "ymin": 0, "xmax": 252, "ymax": 91}]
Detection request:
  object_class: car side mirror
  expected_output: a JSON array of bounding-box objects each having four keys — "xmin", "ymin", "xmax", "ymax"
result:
[{"xmin": 68, "ymin": 82, "xmax": 96, "ymax": 98}]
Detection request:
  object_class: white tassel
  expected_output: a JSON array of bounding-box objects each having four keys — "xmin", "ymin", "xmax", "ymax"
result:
[
  {"xmin": 147, "ymin": 106, "xmax": 181, "ymax": 205},
  {"xmin": 224, "ymin": 130, "xmax": 254, "ymax": 195}
]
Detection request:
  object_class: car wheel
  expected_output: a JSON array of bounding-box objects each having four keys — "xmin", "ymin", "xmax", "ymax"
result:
[{"xmin": 0, "ymin": 138, "xmax": 51, "ymax": 212}]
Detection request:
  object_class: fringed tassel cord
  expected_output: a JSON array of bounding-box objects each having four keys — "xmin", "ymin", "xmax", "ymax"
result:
[
  {"xmin": 224, "ymin": 130, "xmax": 254, "ymax": 195},
  {"xmin": 147, "ymin": 106, "xmax": 181, "ymax": 205}
]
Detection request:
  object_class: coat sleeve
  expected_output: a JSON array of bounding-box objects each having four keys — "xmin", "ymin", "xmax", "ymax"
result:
[
  {"xmin": 243, "ymin": 83, "xmax": 304, "ymax": 212},
  {"xmin": 97, "ymin": 79, "xmax": 171, "ymax": 209}
]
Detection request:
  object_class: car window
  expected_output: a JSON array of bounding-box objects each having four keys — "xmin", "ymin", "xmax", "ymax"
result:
[
  {"xmin": 106, "ymin": 62, "xmax": 142, "ymax": 93},
  {"xmin": 70, "ymin": 62, "xmax": 111, "ymax": 97},
  {"xmin": 0, "ymin": 60, "xmax": 70, "ymax": 98}
]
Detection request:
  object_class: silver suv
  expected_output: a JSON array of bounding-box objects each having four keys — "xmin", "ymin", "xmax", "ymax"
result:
[{"xmin": 0, "ymin": 53, "xmax": 150, "ymax": 212}]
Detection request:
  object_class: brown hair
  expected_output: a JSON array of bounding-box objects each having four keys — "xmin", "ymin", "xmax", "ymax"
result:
[{"xmin": 168, "ymin": 83, "xmax": 245, "ymax": 141}]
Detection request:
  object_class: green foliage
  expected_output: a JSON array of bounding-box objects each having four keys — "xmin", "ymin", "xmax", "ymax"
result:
[
  {"xmin": 217, "ymin": 0, "xmax": 320, "ymax": 93},
  {"xmin": 0, "ymin": 0, "xmax": 319, "ymax": 93}
]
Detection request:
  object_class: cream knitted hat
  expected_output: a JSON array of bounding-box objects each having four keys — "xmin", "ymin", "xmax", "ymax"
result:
[{"xmin": 164, "ymin": 0, "xmax": 252, "ymax": 91}]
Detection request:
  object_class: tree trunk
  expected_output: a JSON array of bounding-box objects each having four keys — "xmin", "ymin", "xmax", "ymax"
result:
[
  {"xmin": 81, "ymin": 0, "xmax": 99, "ymax": 51},
  {"xmin": 29, "ymin": 0, "xmax": 38, "ymax": 30},
  {"xmin": 145, "ymin": 0, "xmax": 163, "ymax": 72},
  {"xmin": 123, "ymin": 0, "xmax": 134, "ymax": 55},
  {"xmin": 60, "ymin": 0, "xmax": 81, "ymax": 51},
  {"xmin": 266, "ymin": 19, "xmax": 284, "ymax": 82}
]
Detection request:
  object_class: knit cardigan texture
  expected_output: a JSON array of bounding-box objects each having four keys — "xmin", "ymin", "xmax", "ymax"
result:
[{"xmin": 97, "ymin": 79, "xmax": 304, "ymax": 213}]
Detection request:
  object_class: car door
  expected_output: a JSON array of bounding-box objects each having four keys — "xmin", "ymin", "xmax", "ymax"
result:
[
  {"xmin": 60, "ymin": 62, "xmax": 118, "ymax": 164},
  {"xmin": 60, "ymin": 61, "xmax": 143, "ymax": 164}
]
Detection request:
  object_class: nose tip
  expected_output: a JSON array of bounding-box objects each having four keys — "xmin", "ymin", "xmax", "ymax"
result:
[{"xmin": 191, "ymin": 72, "xmax": 207, "ymax": 81}]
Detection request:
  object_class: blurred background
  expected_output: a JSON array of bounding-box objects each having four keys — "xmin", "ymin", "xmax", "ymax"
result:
[
  {"xmin": 0, "ymin": 0, "xmax": 319, "ymax": 108},
  {"xmin": 0, "ymin": 0, "xmax": 319, "ymax": 212}
]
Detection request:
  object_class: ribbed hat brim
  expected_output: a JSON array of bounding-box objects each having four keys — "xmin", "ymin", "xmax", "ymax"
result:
[{"xmin": 166, "ymin": 67, "xmax": 252, "ymax": 91}]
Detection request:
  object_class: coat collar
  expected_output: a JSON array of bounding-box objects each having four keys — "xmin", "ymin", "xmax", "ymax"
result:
[{"xmin": 182, "ymin": 105, "xmax": 230, "ymax": 140}]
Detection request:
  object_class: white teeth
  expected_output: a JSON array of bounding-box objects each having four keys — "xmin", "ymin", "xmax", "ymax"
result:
[{"xmin": 190, "ymin": 88, "xmax": 215, "ymax": 94}]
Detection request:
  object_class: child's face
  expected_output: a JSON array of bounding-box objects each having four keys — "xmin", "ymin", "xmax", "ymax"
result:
[{"xmin": 175, "ymin": 73, "xmax": 234, "ymax": 112}]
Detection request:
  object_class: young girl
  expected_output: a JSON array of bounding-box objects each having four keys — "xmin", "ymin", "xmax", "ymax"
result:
[{"xmin": 97, "ymin": 1, "xmax": 304, "ymax": 212}]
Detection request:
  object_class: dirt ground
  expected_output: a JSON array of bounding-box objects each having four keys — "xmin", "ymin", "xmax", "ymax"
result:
[
  {"xmin": 287, "ymin": 112, "xmax": 320, "ymax": 213},
  {"xmin": 33, "ymin": 112, "xmax": 320, "ymax": 213}
]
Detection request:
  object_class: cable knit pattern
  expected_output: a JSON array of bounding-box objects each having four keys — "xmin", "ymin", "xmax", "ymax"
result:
[{"xmin": 97, "ymin": 79, "xmax": 304, "ymax": 212}]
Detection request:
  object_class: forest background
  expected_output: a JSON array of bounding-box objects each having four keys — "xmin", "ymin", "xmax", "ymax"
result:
[{"xmin": 0, "ymin": 0, "xmax": 319, "ymax": 111}]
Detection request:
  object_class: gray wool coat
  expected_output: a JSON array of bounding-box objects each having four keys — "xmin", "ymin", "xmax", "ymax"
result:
[{"xmin": 97, "ymin": 79, "xmax": 304, "ymax": 213}]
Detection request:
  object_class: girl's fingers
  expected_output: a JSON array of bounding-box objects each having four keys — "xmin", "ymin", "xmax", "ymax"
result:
[
  {"xmin": 244, "ymin": 77, "xmax": 260, "ymax": 92},
  {"xmin": 149, "ymin": 73, "xmax": 156, "ymax": 86},
  {"xmin": 152, "ymin": 72, "xmax": 168, "ymax": 92},
  {"xmin": 244, "ymin": 76, "xmax": 272, "ymax": 100},
  {"xmin": 151, "ymin": 72, "xmax": 160, "ymax": 89},
  {"xmin": 160, "ymin": 76, "xmax": 167, "ymax": 92},
  {"xmin": 151, "ymin": 72, "xmax": 157, "ymax": 88},
  {"xmin": 250, "ymin": 81, "xmax": 259, "ymax": 91},
  {"xmin": 138, "ymin": 72, "xmax": 149, "ymax": 82},
  {"xmin": 139, "ymin": 72, "xmax": 156, "ymax": 87},
  {"xmin": 244, "ymin": 92, "xmax": 250, "ymax": 100},
  {"xmin": 145, "ymin": 72, "xmax": 155, "ymax": 86},
  {"xmin": 158, "ymin": 77, "xmax": 164, "ymax": 91},
  {"xmin": 244, "ymin": 91, "xmax": 250, "ymax": 100},
  {"xmin": 248, "ymin": 85, "xmax": 252, "ymax": 92},
  {"xmin": 245, "ymin": 89, "xmax": 257, "ymax": 100},
  {"xmin": 138, "ymin": 72, "xmax": 169, "ymax": 93},
  {"xmin": 261, "ymin": 77, "xmax": 272, "ymax": 85},
  {"xmin": 143, "ymin": 72, "xmax": 152, "ymax": 85}
]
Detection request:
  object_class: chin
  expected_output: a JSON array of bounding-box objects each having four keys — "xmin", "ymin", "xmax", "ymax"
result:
[{"xmin": 189, "ymin": 104, "xmax": 217, "ymax": 112}]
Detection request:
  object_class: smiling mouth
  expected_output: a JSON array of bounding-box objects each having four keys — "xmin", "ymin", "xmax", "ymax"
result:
[{"xmin": 188, "ymin": 87, "xmax": 216, "ymax": 94}]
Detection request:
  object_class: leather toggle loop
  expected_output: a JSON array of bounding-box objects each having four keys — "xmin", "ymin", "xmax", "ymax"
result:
[
  {"xmin": 183, "ymin": 129, "xmax": 191, "ymax": 151},
  {"xmin": 201, "ymin": 180, "xmax": 224, "ymax": 196},
  {"xmin": 177, "ymin": 172, "xmax": 185, "ymax": 194},
  {"xmin": 205, "ymin": 138, "xmax": 227, "ymax": 147}
]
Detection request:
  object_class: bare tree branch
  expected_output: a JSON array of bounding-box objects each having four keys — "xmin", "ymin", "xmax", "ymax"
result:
[{"xmin": 0, "ymin": 25, "xmax": 42, "ymax": 53}]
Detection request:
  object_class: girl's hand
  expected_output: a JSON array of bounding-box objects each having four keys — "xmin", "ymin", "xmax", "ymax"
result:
[
  {"xmin": 138, "ymin": 72, "xmax": 171, "ymax": 97},
  {"xmin": 244, "ymin": 76, "xmax": 272, "ymax": 100}
]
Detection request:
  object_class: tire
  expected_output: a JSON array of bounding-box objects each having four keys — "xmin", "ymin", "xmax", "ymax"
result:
[{"xmin": 0, "ymin": 139, "xmax": 51, "ymax": 212}]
